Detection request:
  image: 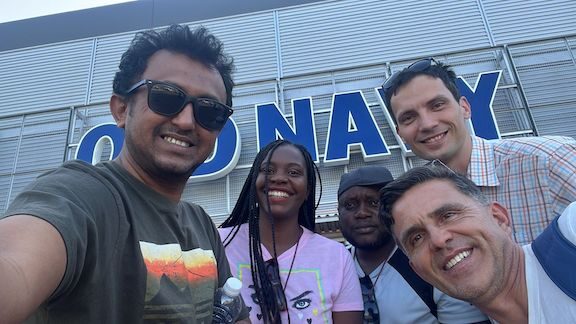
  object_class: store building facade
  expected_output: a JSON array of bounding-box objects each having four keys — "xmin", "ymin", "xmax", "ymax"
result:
[{"xmin": 1, "ymin": 0, "xmax": 576, "ymax": 239}]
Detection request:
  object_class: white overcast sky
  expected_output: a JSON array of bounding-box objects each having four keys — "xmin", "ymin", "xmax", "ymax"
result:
[{"xmin": 1, "ymin": 0, "xmax": 135, "ymax": 23}]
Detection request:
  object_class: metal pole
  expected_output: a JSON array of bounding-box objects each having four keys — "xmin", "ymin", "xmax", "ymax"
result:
[{"xmin": 504, "ymin": 44, "xmax": 539, "ymax": 136}]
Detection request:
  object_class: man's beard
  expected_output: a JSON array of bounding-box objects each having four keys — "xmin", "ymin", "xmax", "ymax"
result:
[{"xmin": 344, "ymin": 229, "xmax": 394, "ymax": 251}]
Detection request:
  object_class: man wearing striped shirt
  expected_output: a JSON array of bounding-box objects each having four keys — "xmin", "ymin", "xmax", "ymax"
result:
[{"xmin": 382, "ymin": 58, "xmax": 576, "ymax": 245}]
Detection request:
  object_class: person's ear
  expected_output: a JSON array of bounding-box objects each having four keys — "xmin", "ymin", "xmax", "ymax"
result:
[
  {"xmin": 491, "ymin": 202, "xmax": 512, "ymax": 234},
  {"xmin": 110, "ymin": 94, "xmax": 128, "ymax": 128},
  {"xmin": 459, "ymin": 96, "xmax": 472, "ymax": 119}
]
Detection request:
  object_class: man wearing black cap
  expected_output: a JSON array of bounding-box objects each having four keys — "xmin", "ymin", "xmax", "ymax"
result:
[{"xmin": 337, "ymin": 166, "xmax": 489, "ymax": 323}]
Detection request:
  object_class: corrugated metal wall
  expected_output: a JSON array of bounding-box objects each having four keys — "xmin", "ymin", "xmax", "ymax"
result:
[
  {"xmin": 482, "ymin": 0, "xmax": 576, "ymax": 45},
  {"xmin": 0, "ymin": 41, "xmax": 93, "ymax": 116},
  {"xmin": 278, "ymin": 0, "xmax": 491, "ymax": 75},
  {"xmin": 88, "ymin": 34, "xmax": 134, "ymax": 104},
  {"xmin": 1, "ymin": 0, "xmax": 576, "ymax": 223},
  {"xmin": 508, "ymin": 38, "xmax": 576, "ymax": 138}
]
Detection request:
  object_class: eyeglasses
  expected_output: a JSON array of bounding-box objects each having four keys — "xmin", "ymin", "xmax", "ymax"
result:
[
  {"xmin": 124, "ymin": 79, "xmax": 233, "ymax": 131},
  {"xmin": 359, "ymin": 275, "xmax": 380, "ymax": 324},
  {"xmin": 425, "ymin": 159, "xmax": 456, "ymax": 174},
  {"xmin": 381, "ymin": 58, "xmax": 438, "ymax": 101},
  {"xmin": 265, "ymin": 258, "xmax": 288, "ymax": 311}
]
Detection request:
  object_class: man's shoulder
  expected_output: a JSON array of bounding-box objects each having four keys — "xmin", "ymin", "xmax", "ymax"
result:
[
  {"xmin": 177, "ymin": 202, "xmax": 221, "ymax": 238},
  {"xmin": 307, "ymin": 231, "xmax": 346, "ymax": 249},
  {"xmin": 40, "ymin": 159, "xmax": 95, "ymax": 176},
  {"xmin": 178, "ymin": 201, "xmax": 215, "ymax": 225},
  {"xmin": 492, "ymin": 135, "xmax": 576, "ymax": 157},
  {"xmin": 178, "ymin": 200, "xmax": 207, "ymax": 214},
  {"xmin": 28, "ymin": 160, "xmax": 113, "ymax": 190}
]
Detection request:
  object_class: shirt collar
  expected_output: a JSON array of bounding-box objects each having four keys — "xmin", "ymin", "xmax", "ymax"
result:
[{"xmin": 351, "ymin": 245, "xmax": 398, "ymax": 277}]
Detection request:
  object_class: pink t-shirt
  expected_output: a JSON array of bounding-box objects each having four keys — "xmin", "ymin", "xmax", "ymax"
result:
[{"xmin": 219, "ymin": 224, "xmax": 363, "ymax": 323}]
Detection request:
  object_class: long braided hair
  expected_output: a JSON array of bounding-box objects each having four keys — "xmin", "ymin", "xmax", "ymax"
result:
[{"xmin": 220, "ymin": 139, "xmax": 322, "ymax": 323}]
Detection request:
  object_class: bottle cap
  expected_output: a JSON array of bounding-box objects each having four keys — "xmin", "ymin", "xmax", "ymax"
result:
[{"xmin": 223, "ymin": 277, "xmax": 242, "ymax": 297}]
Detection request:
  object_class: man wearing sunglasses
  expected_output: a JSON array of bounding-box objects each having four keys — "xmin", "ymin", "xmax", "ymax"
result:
[
  {"xmin": 0, "ymin": 25, "xmax": 249, "ymax": 323},
  {"xmin": 338, "ymin": 166, "xmax": 489, "ymax": 324},
  {"xmin": 382, "ymin": 58, "xmax": 576, "ymax": 245}
]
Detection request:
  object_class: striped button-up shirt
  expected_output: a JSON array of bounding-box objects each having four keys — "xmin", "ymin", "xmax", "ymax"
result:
[{"xmin": 467, "ymin": 135, "xmax": 576, "ymax": 245}]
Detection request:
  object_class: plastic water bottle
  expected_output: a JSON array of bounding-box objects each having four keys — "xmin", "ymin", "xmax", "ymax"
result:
[{"xmin": 213, "ymin": 277, "xmax": 243, "ymax": 323}]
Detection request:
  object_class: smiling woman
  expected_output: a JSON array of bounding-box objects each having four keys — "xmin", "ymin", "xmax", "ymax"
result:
[{"xmin": 219, "ymin": 139, "xmax": 364, "ymax": 324}]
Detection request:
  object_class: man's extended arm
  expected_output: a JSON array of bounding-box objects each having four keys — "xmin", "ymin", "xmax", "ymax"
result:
[{"xmin": 0, "ymin": 215, "xmax": 66, "ymax": 324}]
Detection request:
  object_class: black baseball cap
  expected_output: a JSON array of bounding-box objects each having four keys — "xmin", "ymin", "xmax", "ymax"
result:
[{"xmin": 338, "ymin": 166, "xmax": 394, "ymax": 197}]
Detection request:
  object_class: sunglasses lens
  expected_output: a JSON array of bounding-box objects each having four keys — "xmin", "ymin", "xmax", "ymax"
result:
[
  {"xmin": 148, "ymin": 83, "xmax": 186, "ymax": 116},
  {"xmin": 382, "ymin": 58, "xmax": 434, "ymax": 93},
  {"xmin": 382, "ymin": 72, "xmax": 399, "ymax": 92},
  {"xmin": 194, "ymin": 98, "xmax": 231, "ymax": 131},
  {"xmin": 407, "ymin": 58, "xmax": 433, "ymax": 71},
  {"xmin": 144, "ymin": 81, "xmax": 231, "ymax": 131},
  {"xmin": 426, "ymin": 159, "xmax": 457, "ymax": 174}
]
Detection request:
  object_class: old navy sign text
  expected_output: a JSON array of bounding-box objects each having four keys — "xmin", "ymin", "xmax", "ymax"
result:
[{"xmin": 76, "ymin": 71, "xmax": 502, "ymax": 181}]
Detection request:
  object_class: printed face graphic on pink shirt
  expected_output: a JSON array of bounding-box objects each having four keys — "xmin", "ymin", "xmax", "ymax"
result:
[
  {"xmin": 249, "ymin": 284, "xmax": 316, "ymax": 322},
  {"xmin": 239, "ymin": 266, "xmax": 332, "ymax": 323}
]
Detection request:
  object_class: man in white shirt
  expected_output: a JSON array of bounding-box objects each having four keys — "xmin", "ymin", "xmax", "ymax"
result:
[{"xmin": 380, "ymin": 164, "xmax": 576, "ymax": 323}]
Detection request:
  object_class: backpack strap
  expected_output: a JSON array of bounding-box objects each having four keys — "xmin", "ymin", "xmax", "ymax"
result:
[
  {"xmin": 388, "ymin": 249, "xmax": 438, "ymax": 318},
  {"xmin": 531, "ymin": 216, "xmax": 576, "ymax": 301}
]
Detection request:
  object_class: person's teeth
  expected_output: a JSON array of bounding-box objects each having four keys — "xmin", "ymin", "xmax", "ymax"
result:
[
  {"xmin": 445, "ymin": 250, "xmax": 471, "ymax": 270},
  {"xmin": 424, "ymin": 133, "xmax": 444, "ymax": 143},
  {"xmin": 164, "ymin": 136, "xmax": 190, "ymax": 147},
  {"xmin": 268, "ymin": 191, "xmax": 289, "ymax": 198}
]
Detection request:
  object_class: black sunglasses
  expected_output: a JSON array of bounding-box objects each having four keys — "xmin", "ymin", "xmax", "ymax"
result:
[
  {"xmin": 425, "ymin": 159, "xmax": 457, "ymax": 174},
  {"xmin": 124, "ymin": 79, "xmax": 233, "ymax": 131},
  {"xmin": 359, "ymin": 275, "xmax": 380, "ymax": 324},
  {"xmin": 382, "ymin": 58, "xmax": 439, "ymax": 98}
]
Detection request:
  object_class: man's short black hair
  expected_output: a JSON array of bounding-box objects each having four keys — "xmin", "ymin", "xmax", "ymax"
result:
[
  {"xmin": 113, "ymin": 24, "xmax": 235, "ymax": 106},
  {"xmin": 379, "ymin": 165, "xmax": 489, "ymax": 235},
  {"xmin": 384, "ymin": 61, "xmax": 460, "ymax": 124}
]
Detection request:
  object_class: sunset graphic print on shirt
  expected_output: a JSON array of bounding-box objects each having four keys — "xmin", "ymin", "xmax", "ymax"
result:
[{"xmin": 139, "ymin": 241, "xmax": 218, "ymax": 323}]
